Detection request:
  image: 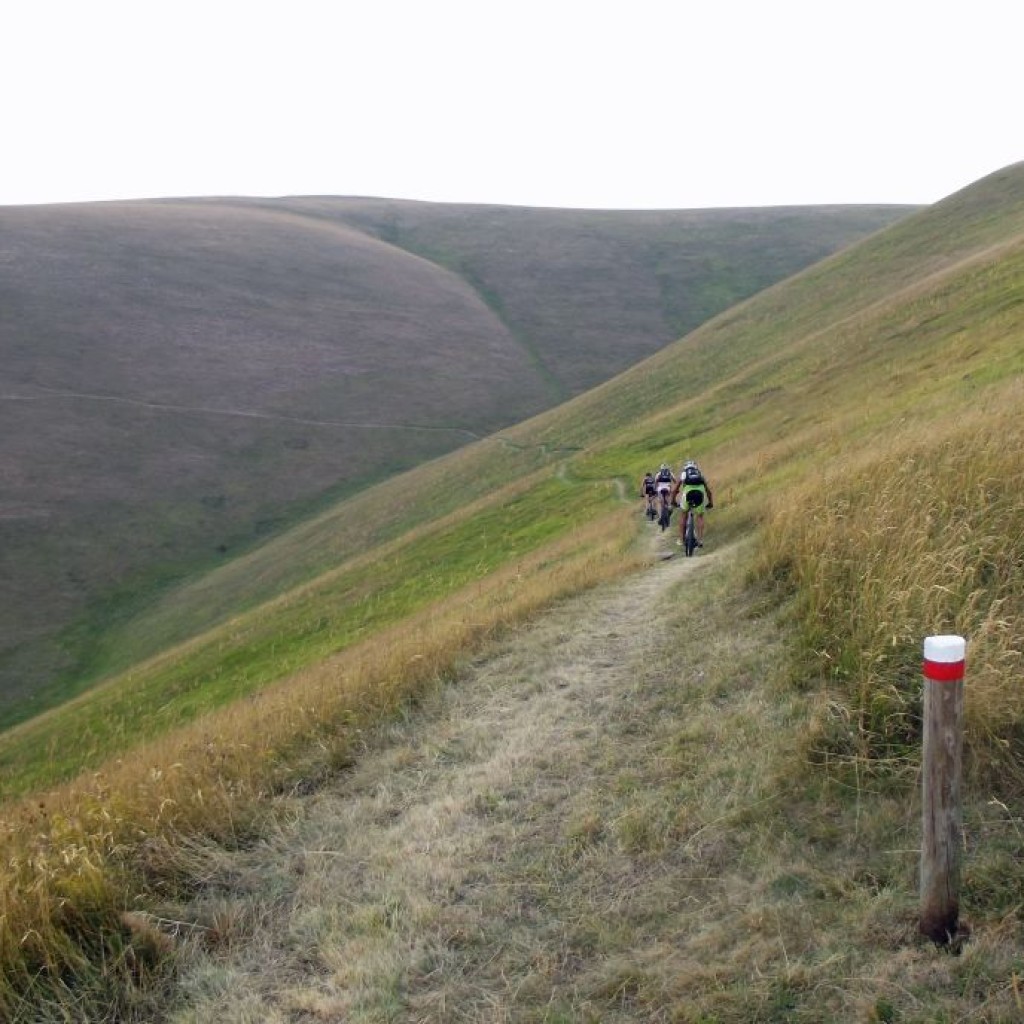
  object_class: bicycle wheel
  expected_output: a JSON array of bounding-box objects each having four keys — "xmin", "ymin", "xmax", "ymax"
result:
[{"xmin": 684, "ymin": 513, "xmax": 697, "ymax": 556}]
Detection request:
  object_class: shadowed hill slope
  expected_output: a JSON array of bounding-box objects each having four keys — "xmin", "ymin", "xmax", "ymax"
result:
[
  {"xmin": 0, "ymin": 197, "xmax": 910, "ymax": 721},
  {"xmin": 0, "ymin": 201, "xmax": 551, "ymax": 717},
  {"xmin": 236, "ymin": 197, "xmax": 915, "ymax": 394}
]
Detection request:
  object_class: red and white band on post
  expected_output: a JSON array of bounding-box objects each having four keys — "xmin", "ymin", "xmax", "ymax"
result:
[{"xmin": 923, "ymin": 635, "xmax": 966, "ymax": 683}]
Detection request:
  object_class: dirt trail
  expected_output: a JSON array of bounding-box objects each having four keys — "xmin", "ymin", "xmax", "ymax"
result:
[
  {"xmin": 168, "ymin": 535, "xmax": 749, "ymax": 1023},
  {"xmin": 158, "ymin": 507, "xmax": 1024, "ymax": 1023}
]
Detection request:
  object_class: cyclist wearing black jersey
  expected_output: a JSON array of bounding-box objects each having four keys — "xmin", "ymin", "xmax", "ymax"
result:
[
  {"xmin": 653, "ymin": 463, "xmax": 675, "ymax": 529},
  {"xmin": 640, "ymin": 471, "xmax": 658, "ymax": 518}
]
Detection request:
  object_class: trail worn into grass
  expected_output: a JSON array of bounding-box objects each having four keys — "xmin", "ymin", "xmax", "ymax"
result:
[
  {"xmin": 163, "ymin": 533, "xmax": 1023, "ymax": 1024},
  {"xmin": 166, "ymin": 536, "xmax": 770, "ymax": 1022}
]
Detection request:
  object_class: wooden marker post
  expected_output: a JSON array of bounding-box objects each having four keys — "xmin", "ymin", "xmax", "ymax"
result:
[{"xmin": 919, "ymin": 634, "xmax": 966, "ymax": 944}]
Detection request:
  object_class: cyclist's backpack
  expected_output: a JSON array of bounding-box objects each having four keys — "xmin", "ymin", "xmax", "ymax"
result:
[
  {"xmin": 683, "ymin": 465, "xmax": 704, "ymax": 485},
  {"xmin": 656, "ymin": 468, "xmax": 672, "ymax": 483}
]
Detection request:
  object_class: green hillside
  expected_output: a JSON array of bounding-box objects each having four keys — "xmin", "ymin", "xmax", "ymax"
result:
[
  {"xmin": 0, "ymin": 198, "xmax": 909, "ymax": 724},
  {"xmin": 5, "ymin": 163, "xmax": 1024, "ymax": 1017},
  {"xmin": 20, "ymin": 164, "xmax": 1019, "ymax": 759}
]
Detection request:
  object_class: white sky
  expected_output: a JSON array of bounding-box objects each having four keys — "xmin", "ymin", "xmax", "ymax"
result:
[{"xmin": 3, "ymin": 0, "xmax": 1021, "ymax": 210}]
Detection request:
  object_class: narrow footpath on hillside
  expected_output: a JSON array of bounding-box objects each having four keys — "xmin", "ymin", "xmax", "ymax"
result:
[
  {"xmin": 159, "ymin": 530, "xmax": 825, "ymax": 1023},
  {"xmin": 158, "ymin": 522, "xmax": 807, "ymax": 1024}
]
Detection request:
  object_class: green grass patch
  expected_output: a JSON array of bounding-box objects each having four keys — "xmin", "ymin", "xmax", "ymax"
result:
[{"xmin": 0, "ymin": 474, "xmax": 603, "ymax": 797}]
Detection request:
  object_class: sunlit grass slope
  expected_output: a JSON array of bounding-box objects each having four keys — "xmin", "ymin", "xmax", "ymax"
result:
[
  {"xmin": 1, "ymin": 162, "xmax": 1016, "ymax": 801},
  {"xmin": 1, "ymin": 163, "xmax": 1022, "ymax": 1017}
]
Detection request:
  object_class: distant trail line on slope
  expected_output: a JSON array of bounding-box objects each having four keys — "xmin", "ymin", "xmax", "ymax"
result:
[
  {"xmin": 1, "ymin": 386, "xmax": 483, "ymax": 440},
  {"xmin": 493, "ymin": 435, "xmax": 585, "ymax": 455}
]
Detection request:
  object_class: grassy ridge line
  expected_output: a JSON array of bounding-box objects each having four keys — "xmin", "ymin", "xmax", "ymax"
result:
[
  {"xmin": 0, "ymin": 509, "xmax": 639, "ymax": 1020},
  {"xmin": 277, "ymin": 196, "xmax": 917, "ymax": 394},
  {"xmin": 515, "ymin": 164, "xmax": 1024, "ymax": 452},
  {"xmin": 528, "ymin": 190, "xmax": 1024, "ymax": 519}
]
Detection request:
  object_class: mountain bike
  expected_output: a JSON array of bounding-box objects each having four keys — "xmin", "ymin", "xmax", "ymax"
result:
[
  {"xmin": 682, "ymin": 508, "xmax": 698, "ymax": 556},
  {"xmin": 657, "ymin": 489, "xmax": 673, "ymax": 531},
  {"xmin": 681, "ymin": 494, "xmax": 713, "ymax": 556}
]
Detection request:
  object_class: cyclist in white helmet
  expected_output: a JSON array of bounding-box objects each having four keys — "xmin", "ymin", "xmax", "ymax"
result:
[
  {"xmin": 670, "ymin": 459, "xmax": 714, "ymax": 548},
  {"xmin": 653, "ymin": 463, "xmax": 676, "ymax": 529}
]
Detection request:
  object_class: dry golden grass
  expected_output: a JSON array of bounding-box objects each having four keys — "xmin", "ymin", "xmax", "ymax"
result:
[
  {"xmin": 0, "ymin": 510, "xmax": 639, "ymax": 1021},
  {"xmin": 756, "ymin": 383, "xmax": 1024, "ymax": 789},
  {"xmin": 144, "ymin": 542, "xmax": 1024, "ymax": 1022},
  {"xmin": 160, "ymin": 540, "xmax": 744, "ymax": 1022}
]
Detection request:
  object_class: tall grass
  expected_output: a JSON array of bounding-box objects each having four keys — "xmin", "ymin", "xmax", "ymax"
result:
[
  {"xmin": 756, "ymin": 388, "xmax": 1024, "ymax": 787},
  {"xmin": 0, "ymin": 509, "xmax": 638, "ymax": 1019},
  {"xmin": 0, "ymin": 470, "xmax": 596, "ymax": 798}
]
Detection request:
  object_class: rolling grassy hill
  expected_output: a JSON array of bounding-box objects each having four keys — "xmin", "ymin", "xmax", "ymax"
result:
[
  {"xmin": 0, "ymin": 198, "xmax": 910, "ymax": 724},
  {"xmin": 234, "ymin": 197, "xmax": 915, "ymax": 394},
  {"xmin": 7, "ymin": 163, "xmax": 1024, "ymax": 1017}
]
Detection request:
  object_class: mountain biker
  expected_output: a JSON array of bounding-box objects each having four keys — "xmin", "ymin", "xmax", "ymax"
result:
[
  {"xmin": 670, "ymin": 460, "xmax": 714, "ymax": 548},
  {"xmin": 654, "ymin": 463, "xmax": 674, "ymax": 504},
  {"xmin": 640, "ymin": 471, "xmax": 658, "ymax": 518},
  {"xmin": 654, "ymin": 463, "xmax": 676, "ymax": 529}
]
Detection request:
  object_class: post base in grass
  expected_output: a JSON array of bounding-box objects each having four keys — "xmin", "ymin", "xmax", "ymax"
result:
[{"xmin": 919, "ymin": 916, "xmax": 971, "ymax": 952}]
